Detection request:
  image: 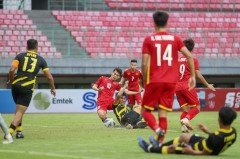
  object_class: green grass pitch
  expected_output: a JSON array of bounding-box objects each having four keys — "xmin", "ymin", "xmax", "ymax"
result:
[{"xmin": 0, "ymin": 112, "xmax": 239, "ymax": 159}]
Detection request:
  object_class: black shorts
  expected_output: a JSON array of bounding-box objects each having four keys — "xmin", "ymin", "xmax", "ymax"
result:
[
  {"xmin": 189, "ymin": 134, "xmax": 205, "ymax": 150},
  {"xmin": 121, "ymin": 110, "xmax": 141, "ymax": 126},
  {"xmin": 12, "ymin": 84, "xmax": 33, "ymax": 107}
]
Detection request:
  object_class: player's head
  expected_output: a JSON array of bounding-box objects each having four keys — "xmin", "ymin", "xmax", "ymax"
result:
[
  {"xmin": 110, "ymin": 67, "xmax": 122, "ymax": 81},
  {"xmin": 218, "ymin": 106, "xmax": 237, "ymax": 126},
  {"xmin": 27, "ymin": 39, "xmax": 38, "ymax": 51},
  {"xmin": 119, "ymin": 93, "xmax": 126, "ymax": 105},
  {"xmin": 153, "ymin": 11, "xmax": 169, "ymax": 29},
  {"xmin": 130, "ymin": 59, "xmax": 137, "ymax": 71},
  {"xmin": 183, "ymin": 38, "xmax": 195, "ymax": 52}
]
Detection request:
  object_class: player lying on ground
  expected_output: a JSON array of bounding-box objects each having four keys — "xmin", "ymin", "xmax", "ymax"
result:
[
  {"xmin": 113, "ymin": 81, "xmax": 147, "ymax": 129},
  {"xmin": 138, "ymin": 106, "xmax": 237, "ymax": 156}
]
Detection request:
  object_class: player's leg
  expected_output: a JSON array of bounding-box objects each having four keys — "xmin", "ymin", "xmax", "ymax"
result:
[
  {"xmin": 128, "ymin": 94, "xmax": 135, "ymax": 105},
  {"xmin": 9, "ymin": 86, "xmax": 32, "ymax": 138},
  {"xmin": 141, "ymin": 84, "xmax": 160, "ymax": 131},
  {"xmin": 180, "ymin": 89, "xmax": 200, "ymax": 130},
  {"xmin": 97, "ymin": 109, "xmax": 107, "ymax": 122},
  {"xmin": 152, "ymin": 83, "xmax": 176, "ymax": 145},
  {"xmin": 135, "ymin": 93, "xmax": 142, "ymax": 106},
  {"xmin": 0, "ymin": 114, "xmax": 13, "ymax": 144},
  {"xmin": 176, "ymin": 91, "xmax": 189, "ymax": 120},
  {"xmin": 9, "ymin": 104, "xmax": 27, "ymax": 137}
]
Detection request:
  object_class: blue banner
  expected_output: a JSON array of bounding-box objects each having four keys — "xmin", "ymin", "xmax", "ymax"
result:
[{"xmin": 0, "ymin": 89, "xmax": 16, "ymax": 113}]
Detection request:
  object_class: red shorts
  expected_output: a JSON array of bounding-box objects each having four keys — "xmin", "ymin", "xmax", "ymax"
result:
[
  {"xmin": 176, "ymin": 88, "xmax": 200, "ymax": 107},
  {"xmin": 128, "ymin": 93, "xmax": 142, "ymax": 105},
  {"xmin": 142, "ymin": 83, "xmax": 176, "ymax": 111},
  {"xmin": 97, "ymin": 98, "xmax": 114, "ymax": 112}
]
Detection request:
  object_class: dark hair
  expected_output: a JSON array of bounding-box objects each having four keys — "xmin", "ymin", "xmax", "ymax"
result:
[
  {"xmin": 122, "ymin": 93, "xmax": 126, "ymax": 97},
  {"xmin": 113, "ymin": 67, "xmax": 122, "ymax": 76},
  {"xmin": 27, "ymin": 39, "xmax": 38, "ymax": 50},
  {"xmin": 131, "ymin": 59, "xmax": 137, "ymax": 63},
  {"xmin": 153, "ymin": 11, "xmax": 169, "ymax": 28},
  {"xmin": 219, "ymin": 106, "xmax": 237, "ymax": 125},
  {"xmin": 183, "ymin": 38, "xmax": 195, "ymax": 52}
]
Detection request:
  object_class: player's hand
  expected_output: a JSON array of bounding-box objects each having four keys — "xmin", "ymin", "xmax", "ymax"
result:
[
  {"xmin": 197, "ymin": 123, "xmax": 209, "ymax": 134},
  {"xmin": 183, "ymin": 144, "xmax": 194, "ymax": 154},
  {"xmin": 98, "ymin": 86, "xmax": 104, "ymax": 92},
  {"xmin": 7, "ymin": 80, "xmax": 12, "ymax": 85},
  {"xmin": 188, "ymin": 76, "xmax": 196, "ymax": 91},
  {"xmin": 207, "ymin": 84, "xmax": 216, "ymax": 91},
  {"xmin": 51, "ymin": 89, "xmax": 56, "ymax": 97}
]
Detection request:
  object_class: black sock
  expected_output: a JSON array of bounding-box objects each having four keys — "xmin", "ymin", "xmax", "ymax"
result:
[{"xmin": 9, "ymin": 124, "xmax": 16, "ymax": 130}]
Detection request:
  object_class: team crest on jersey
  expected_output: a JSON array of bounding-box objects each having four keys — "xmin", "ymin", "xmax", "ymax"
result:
[{"xmin": 107, "ymin": 83, "xmax": 111, "ymax": 89}]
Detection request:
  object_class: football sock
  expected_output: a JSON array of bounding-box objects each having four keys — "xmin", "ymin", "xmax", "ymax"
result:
[
  {"xmin": 142, "ymin": 110, "xmax": 159, "ymax": 131},
  {"xmin": 9, "ymin": 124, "xmax": 16, "ymax": 135},
  {"xmin": 0, "ymin": 114, "xmax": 10, "ymax": 135},
  {"xmin": 158, "ymin": 117, "xmax": 167, "ymax": 142},
  {"xmin": 161, "ymin": 137, "xmax": 180, "ymax": 147},
  {"xmin": 16, "ymin": 122, "xmax": 22, "ymax": 132},
  {"xmin": 180, "ymin": 111, "xmax": 188, "ymax": 120},
  {"xmin": 185, "ymin": 107, "xmax": 200, "ymax": 120}
]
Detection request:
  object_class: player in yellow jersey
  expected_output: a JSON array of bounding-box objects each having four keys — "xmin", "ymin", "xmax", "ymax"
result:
[{"xmin": 7, "ymin": 39, "xmax": 56, "ymax": 139}]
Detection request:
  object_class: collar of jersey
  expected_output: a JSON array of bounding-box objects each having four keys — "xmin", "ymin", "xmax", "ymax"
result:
[
  {"xmin": 218, "ymin": 127, "xmax": 232, "ymax": 133},
  {"xmin": 27, "ymin": 50, "xmax": 36, "ymax": 54}
]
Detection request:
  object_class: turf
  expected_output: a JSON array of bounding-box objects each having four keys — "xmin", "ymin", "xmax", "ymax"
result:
[{"xmin": 0, "ymin": 112, "xmax": 239, "ymax": 159}]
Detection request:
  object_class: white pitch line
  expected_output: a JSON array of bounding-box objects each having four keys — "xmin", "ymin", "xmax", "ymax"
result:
[{"xmin": 0, "ymin": 149, "xmax": 81, "ymax": 159}]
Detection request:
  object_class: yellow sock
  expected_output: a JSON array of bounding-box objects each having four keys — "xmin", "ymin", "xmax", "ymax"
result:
[
  {"xmin": 16, "ymin": 126, "xmax": 22, "ymax": 132},
  {"xmin": 8, "ymin": 128, "xmax": 15, "ymax": 135}
]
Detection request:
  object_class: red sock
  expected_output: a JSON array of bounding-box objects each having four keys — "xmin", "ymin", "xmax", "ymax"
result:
[
  {"xmin": 158, "ymin": 117, "xmax": 168, "ymax": 143},
  {"xmin": 142, "ymin": 110, "xmax": 159, "ymax": 131},
  {"xmin": 180, "ymin": 111, "xmax": 188, "ymax": 120},
  {"xmin": 185, "ymin": 107, "xmax": 200, "ymax": 120}
]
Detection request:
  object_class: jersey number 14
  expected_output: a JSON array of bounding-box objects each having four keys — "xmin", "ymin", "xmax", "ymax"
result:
[{"xmin": 155, "ymin": 44, "xmax": 173, "ymax": 66}]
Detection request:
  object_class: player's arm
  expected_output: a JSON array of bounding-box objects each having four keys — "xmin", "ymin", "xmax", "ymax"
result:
[
  {"xmin": 180, "ymin": 47, "xmax": 196, "ymax": 90},
  {"xmin": 119, "ymin": 76, "xmax": 125, "ymax": 85},
  {"xmin": 196, "ymin": 70, "xmax": 216, "ymax": 91},
  {"xmin": 113, "ymin": 81, "xmax": 128, "ymax": 105},
  {"xmin": 183, "ymin": 144, "xmax": 211, "ymax": 155},
  {"xmin": 197, "ymin": 123, "xmax": 212, "ymax": 135},
  {"xmin": 43, "ymin": 69, "xmax": 56, "ymax": 97},
  {"xmin": 124, "ymin": 89, "xmax": 141, "ymax": 95},
  {"xmin": 8, "ymin": 65, "xmax": 18, "ymax": 84},
  {"xmin": 142, "ymin": 54, "xmax": 150, "ymax": 82}
]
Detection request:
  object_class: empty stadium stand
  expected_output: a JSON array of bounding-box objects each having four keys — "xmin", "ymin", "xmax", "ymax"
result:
[
  {"xmin": 0, "ymin": 10, "xmax": 61, "ymax": 58},
  {"xmin": 105, "ymin": 0, "xmax": 240, "ymax": 12},
  {"xmin": 52, "ymin": 11, "xmax": 240, "ymax": 58}
]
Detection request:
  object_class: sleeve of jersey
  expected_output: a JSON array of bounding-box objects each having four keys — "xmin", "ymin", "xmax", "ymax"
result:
[
  {"xmin": 123, "ymin": 70, "xmax": 127, "ymax": 78},
  {"xmin": 194, "ymin": 59, "xmax": 200, "ymax": 70},
  {"xmin": 41, "ymin": 58, "xmax": 49, "ymax": 72},
  {"xmin": 11, "ymin": 60, "xmax": 19, "ymax": 68},
  {"xmin": 117, "ymin": 83, "xmax": 121, "ymax": 91},
  {"xmin": 95, "ymin": 76, "xmax": 102, "ymax": 85},
  {"xmin": 202, "ymin": 134, "xmax": 214, "ymax": 153},
  {"xmin": 176, "ymin": 36, "xmax": 185, "ymax": 50},
  {"xmin": 142, "ymin": 37, "xmax": 150, "ymax": 54}
]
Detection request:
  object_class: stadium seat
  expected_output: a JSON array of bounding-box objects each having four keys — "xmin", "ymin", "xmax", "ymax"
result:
[
  {"xmin": 104, "ymin": 0, "xmax": 240, "ymax": 11},
  {"xmin": 0, "ymin": 10, "xmax": 60, "ymax": 58},
  {"xmin": 52, "ymin": 11, "xmax": 239, "ymax": 58}
]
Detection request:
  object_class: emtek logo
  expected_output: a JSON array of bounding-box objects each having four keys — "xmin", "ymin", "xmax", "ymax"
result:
[{"xmin": 33, "ymin": 92, "xmax": 51, "ymax": 110}]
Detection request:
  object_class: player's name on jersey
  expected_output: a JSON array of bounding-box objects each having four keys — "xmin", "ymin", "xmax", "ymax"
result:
[
  {"xmin": 151, "ymin": 35, "xmax": 174, "ymax": 41},
  {"xmin": 52, "ymin": 98, "xmax": 73, "ymax": 104},
  {"xmin": 179, "ymin": 57, "xmax": 187, "ymax": 62},
  {"xmin": 27, "ymin": 53, "xmax": 37, "ymax": 57}
]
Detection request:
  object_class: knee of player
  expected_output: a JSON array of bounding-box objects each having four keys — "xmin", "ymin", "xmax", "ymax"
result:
[{"xmin": 179, "ymin": 133, "xmax": 191, "ymax": 143}]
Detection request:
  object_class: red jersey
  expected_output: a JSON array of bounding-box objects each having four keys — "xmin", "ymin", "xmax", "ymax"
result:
[
  {"xmin": 123, "ymin": 68, "xmax": 142, "ymax": 91},
  {"xmin": 142, "ymin": 32, "xmax": 185, "ymax": 84},
  {"xmin": 95, "ymin": 76, "xmax": 121, "ymax": 101},
  {"xmin": 175, "ymin": 56, "xmax": 199, "ymax": 91}
]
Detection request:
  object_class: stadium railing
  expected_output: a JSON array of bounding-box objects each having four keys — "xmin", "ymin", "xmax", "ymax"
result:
[{"xmin": 2, "ymin": 0, "xmax": 238, "ymax": 12}]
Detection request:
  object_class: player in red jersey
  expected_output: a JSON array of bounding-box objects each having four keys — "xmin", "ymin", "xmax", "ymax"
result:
[
  {"xmin": 92, "ymin": 67, "xmax": 122, "ymax": 124},
  {"xmin": 176, "ymin": 38, "xmax": 216, "ymax": 132},
  {"xmin": 141, "ymin": 11, "xmax": 196, "ymax": 146},
  {"xmin": 120, "ymin": 59, "xmax": 142, "ymax": 106}
]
